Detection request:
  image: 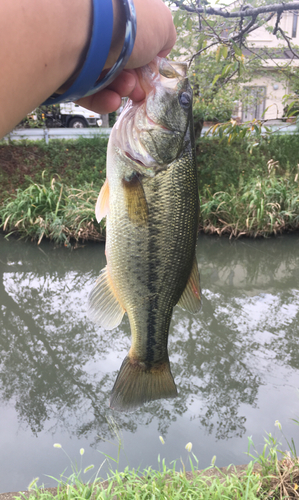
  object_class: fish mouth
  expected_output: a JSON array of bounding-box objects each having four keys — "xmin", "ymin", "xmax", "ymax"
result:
[
  {"xmin": 112, "ymin": 58, "xmax": 185, "ymax": 169},
  {"xmin": 114, "ymin": 101, "xmax": 169, "ymax": 170}
]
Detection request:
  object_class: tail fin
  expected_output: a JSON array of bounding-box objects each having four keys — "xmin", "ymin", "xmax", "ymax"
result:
[{"xmin": 110, "ymin": 356, "xmax": 178, "ymax": 412}]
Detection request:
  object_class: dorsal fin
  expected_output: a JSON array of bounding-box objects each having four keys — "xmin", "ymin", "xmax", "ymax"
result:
[
  {"xmin": 177, "ymin": 257, "xmax": 201, "ymax": 313},
  {"xmin": 88, "ymin": 265, "xmax": 125, "ymax": 330},
  {"xmin": 95, "ymin": 179, "xmax": 110, "ymax": 223}
]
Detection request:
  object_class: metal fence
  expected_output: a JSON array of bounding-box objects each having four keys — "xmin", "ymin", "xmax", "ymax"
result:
[{"xmin": 3, "ymin": 127, "xmax": 112, "ymax": 143}]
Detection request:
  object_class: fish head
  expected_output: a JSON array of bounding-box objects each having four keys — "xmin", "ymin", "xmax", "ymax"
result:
[{"xmin": 111, "ymin": 58, "xmax": 193, "ymax": 176}]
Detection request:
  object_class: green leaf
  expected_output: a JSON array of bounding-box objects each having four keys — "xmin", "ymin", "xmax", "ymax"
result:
[
  {"xmin": 254, "ymin": 125, "xmax": 260, "ymax": 134},
  {"xmin": 232, "ymin": 61, "xmax": 239, "ymax": 72},
  {"xmin": 173, "ymin": 9, "xmax": 181, "ymax": 28},
  {"xmin": 221, "ymin": 63, "xmax": 232, "ymax": 78},
  {"xmin": 222, "ymin": 45, "xmax": 228, "ymax": 59},
  {"xmin": 186, "ymin": 17, "xmax": 192, "ymax": 31},
  {"xmin": 216, "ymin": 46, "xmax": 221, "ymax": 63},
  {"xmin": 212, "ymin": 74, "xmax": 221, "ymax": 86},
  {"xmin": 232, "ymin": 41, "xmax": 242, "ymax": 57}
]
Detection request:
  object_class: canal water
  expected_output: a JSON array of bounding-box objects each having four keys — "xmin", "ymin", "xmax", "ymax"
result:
[{"xmin": 0, "ymin": 233, "xmax": 299, "ymax": 493}]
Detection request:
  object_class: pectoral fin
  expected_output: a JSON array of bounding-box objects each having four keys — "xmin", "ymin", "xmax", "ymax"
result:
[
  {"xmin": 88, "ymin": 265, "xmax": 125, "ymax": 329},
  {"xmin": 177, "ymin": 257, "xmax": 201, "ymax": 313},
  {"xmin": 122, "ymin": 174, "xmax": 148, "ymax": 226},
  {"xmin": 95, "ymin": 179, "xmax": 110, "ymax": 223}
]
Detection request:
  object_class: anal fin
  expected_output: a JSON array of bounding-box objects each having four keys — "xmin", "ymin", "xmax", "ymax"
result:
[
  {"xmin": 177, "ymin": 257, "xmax": 201, "ymax": 313},
  {"xmin": 110, "ymin": 356, "xmax": 177, "ymax": 411},
  {"xmin": 88, "ymin": 265, "xmax": 125, "ymax": 330}
]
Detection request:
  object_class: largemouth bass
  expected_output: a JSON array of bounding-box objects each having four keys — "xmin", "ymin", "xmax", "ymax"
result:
[{"xmin": 89, "ymin": 58, "xmax": 201, "ymax": 411}]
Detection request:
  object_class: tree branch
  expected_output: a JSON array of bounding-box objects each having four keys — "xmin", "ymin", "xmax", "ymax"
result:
[
  {"xmin": 273, "ymin": 10, "xmax": 283, "ymax": 35},
  {"xmin": 277, "ymin": 27, "xmax": 299, "ymax": 58},
  {"xmin": 172, "ymin": 1, "xmax": 299, "ymax": 19}
]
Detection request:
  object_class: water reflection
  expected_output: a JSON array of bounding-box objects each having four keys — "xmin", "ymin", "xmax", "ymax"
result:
[{"xmin": 1, "ymin": 233, "xmax": 299, "ymax": 488}]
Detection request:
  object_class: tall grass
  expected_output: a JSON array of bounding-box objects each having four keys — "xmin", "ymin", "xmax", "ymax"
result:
[
  {"xmin": 1, "ymin": 171, "xmax": 299, "ymax": 242},
  {"xmin": 200, "ymin": 171, "xmax": 299, "ymax": 237},
  {"xmin": 14, "ymin": 428, "xmax": 299, "ymax": 500},
  {"xmin": 0, "ymin": 176, "xmax": 104, "ymax": 244}
]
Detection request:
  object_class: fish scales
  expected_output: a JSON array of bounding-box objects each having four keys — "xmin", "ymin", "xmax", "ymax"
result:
[{"xmin": 89, "ymin": 58, "xmax": 201, "ymax": 411}]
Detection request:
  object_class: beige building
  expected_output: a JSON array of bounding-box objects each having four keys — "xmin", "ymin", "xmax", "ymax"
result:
[{"xmin": 236, "ymin": 7, "xmax": 299, "ymax": 121}]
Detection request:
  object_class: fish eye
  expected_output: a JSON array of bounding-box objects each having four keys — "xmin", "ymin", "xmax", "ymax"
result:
[{"xmin": 179, "ymin": 92, "xmax": 191, "ymax": 109}]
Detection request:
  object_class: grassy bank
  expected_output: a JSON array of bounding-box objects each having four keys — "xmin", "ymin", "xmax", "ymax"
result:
[
  {"xmin": 0, "ymin": 137, "xmax": 106, "ymax": 244},
  {"xmin": 198, "ymin": 133, "xmax": 299, "ymax": 237},
  {"xmin": 10, "ymin": 431, "xmax": 299, "ymax": 499},
  {"xmin": 0, "ymin": 134, "xmax": 299, "ymax": 242}
]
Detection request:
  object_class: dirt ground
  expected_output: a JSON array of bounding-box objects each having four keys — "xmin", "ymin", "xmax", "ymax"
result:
[{"xmin": 0, "ymin": 144, "xmax": 48, "ymax": 202}]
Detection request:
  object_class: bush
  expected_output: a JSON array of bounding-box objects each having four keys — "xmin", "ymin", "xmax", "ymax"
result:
[
  {"xmin": 197, "ymin": 133, "xmax": 299, "ymax": 193},
  {"xmin": 193, "ymin": 94, "xmax": 234, "ymax": 124}
]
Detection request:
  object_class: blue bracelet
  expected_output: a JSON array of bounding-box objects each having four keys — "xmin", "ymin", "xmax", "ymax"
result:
[{"xmin": 43, "ymin": 0, "xmax": 136, "ymax": 105}]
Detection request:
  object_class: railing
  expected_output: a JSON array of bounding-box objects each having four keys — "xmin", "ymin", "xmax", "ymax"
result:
[{"xmin": 3, "ymin": 127, "xmax": 112, "ymax": 143}]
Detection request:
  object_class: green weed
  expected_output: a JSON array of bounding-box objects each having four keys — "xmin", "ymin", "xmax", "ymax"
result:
[
  {"xmin": 12, "ymin": 427, "xmax": 299, "ymax": 500},
  {"xmin": 200, "ymin": 175, "xmax": 299, "ymax": 237},
  {"xmin": 0, "ymin": 176, "xmax": 104, "ymax": 244}
]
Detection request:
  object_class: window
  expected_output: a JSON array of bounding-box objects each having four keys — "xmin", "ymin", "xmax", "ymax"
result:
[
  {"xmin": 242, "ymin": 87, "xmax": 266, "ymax": 122},
  {"xmin": 292, "ymin": 12, "xmax": 298, "ymax": 38}
]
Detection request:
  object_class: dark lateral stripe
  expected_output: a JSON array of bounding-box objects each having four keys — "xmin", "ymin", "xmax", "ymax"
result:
[{"xmin": 146, "ymin": 220, "xmax": 158, "ymax": 363}]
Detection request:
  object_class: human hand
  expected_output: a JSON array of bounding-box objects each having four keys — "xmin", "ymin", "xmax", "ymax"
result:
[{"xmin": 77, "ymin": 0, "xmax": 176, "ymax": 114}]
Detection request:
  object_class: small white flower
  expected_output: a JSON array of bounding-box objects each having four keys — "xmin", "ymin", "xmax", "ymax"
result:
[
  {"xmin": 53, "ymin": 443, "xmax": 62, "ymax": 448},
  {"xmin": 211, "ymin": 455, "xmax": 216, "ymax": 466},
  {"xmin": 159, "ymin": 436, "xmax": 165, "ymax": 445},
  {"xmin": 80, "ymin": 448, "xmax": 85, "ymax": 456},
  {"xmin": 275, "ymin": 420, "xmax": 282, "ymax": 430},
  {"xmin": 185, "ymin": 442, "xmax": 192, "ymax": 453}
]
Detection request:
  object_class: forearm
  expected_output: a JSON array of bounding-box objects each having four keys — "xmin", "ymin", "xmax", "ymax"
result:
[
  {"xmin": 0, "ymin": 0, "xmax": 176, "ymax": 137},
  {"xmin": 0, "ymin": 0, "xmax": 92, "ymax": 137}
]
